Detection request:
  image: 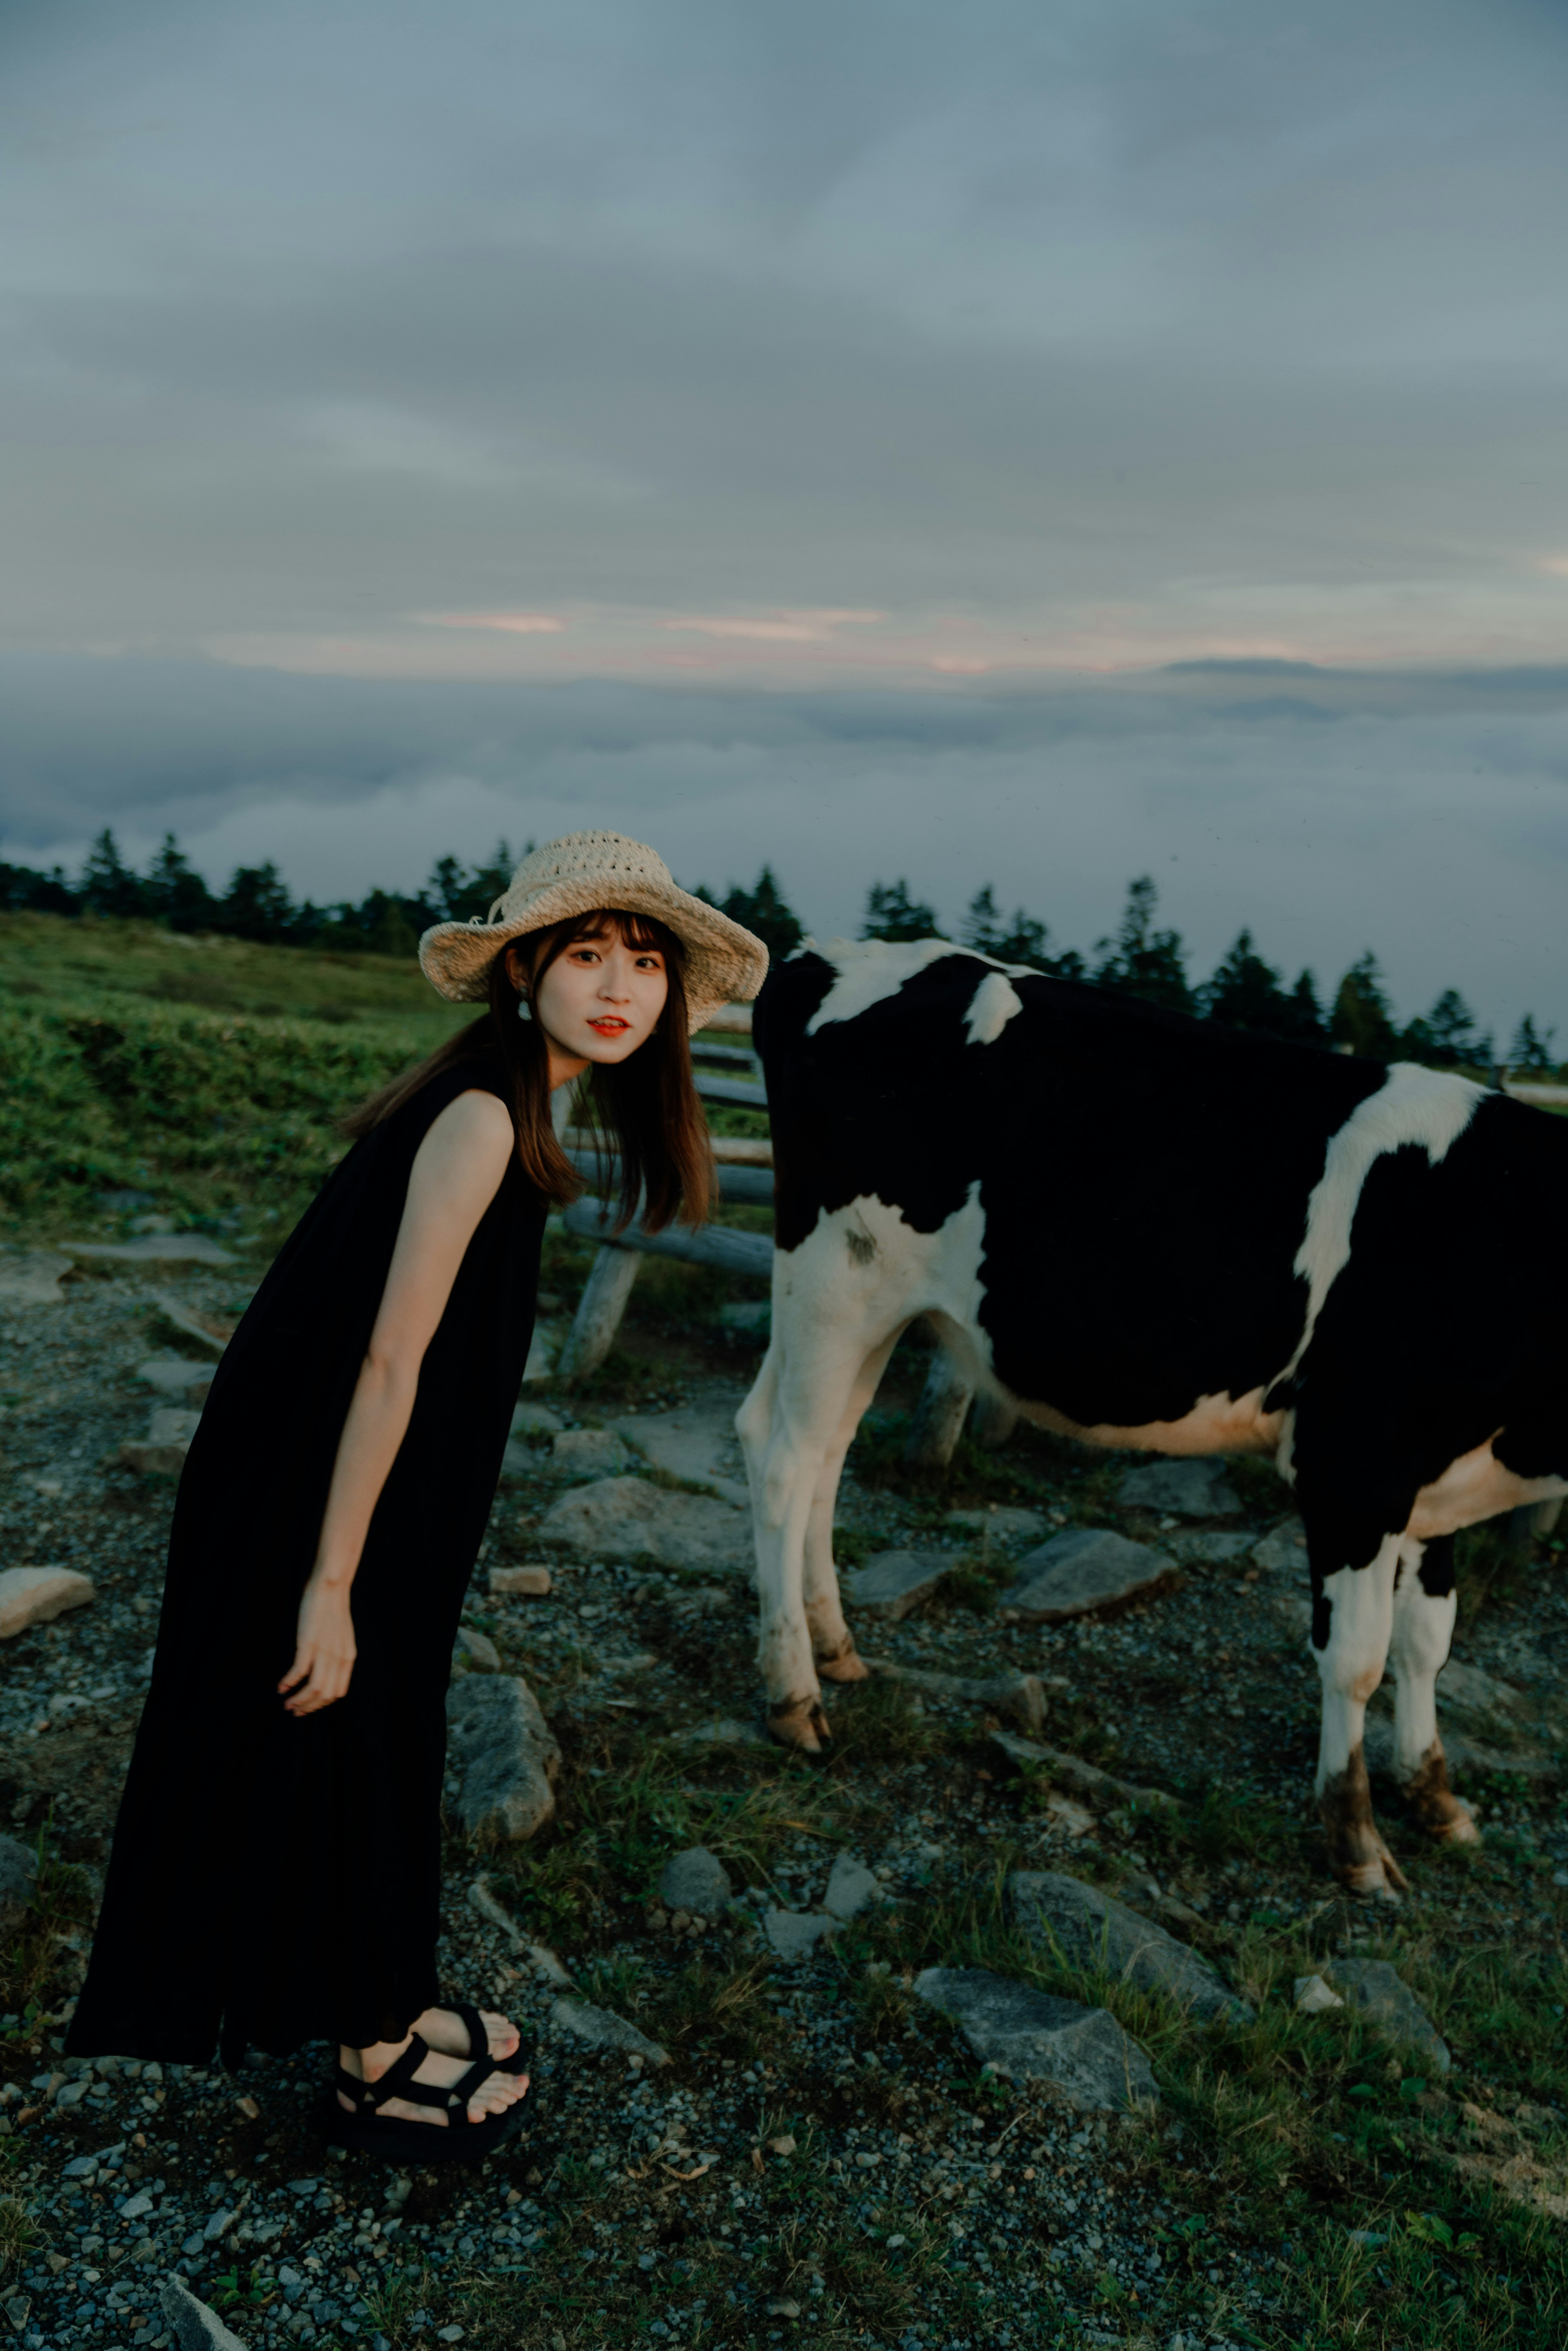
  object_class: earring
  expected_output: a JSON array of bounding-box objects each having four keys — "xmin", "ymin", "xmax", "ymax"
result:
[{"xmin": 516, "ymin": 990, "xmax": 533, "ymax": 1023}]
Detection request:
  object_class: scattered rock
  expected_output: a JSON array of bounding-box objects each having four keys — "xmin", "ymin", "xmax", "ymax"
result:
[
  {"xmin": 1436, "ymin": 1660, "xmax": 1533, "ymax": 1730},
  {"xmin": 511, "ymin": 1402, "xmax": 564, "ymax": 1436},
  {"xmin": 1294, "ymin": 1974, "xmax": 1345, "ymax": 2015},
  {"xmin": 537, "ymin": 1475, "xmax": 751, "ymax": 1571},
  {"xmin": 1011, "ymin": 1871, "xmax": 1252, "ymax": 2023},
  {"xmin": 1323, "ymin": 1959, "xmax": 1451, "ymax": 2071},
  {"xmin": 60, "ymin": 1235, "xmax": 236, "ymax": 1266},
  {"xmin": 0, "ymin": 1836, "xmax": 37, "ymax": 1941},
  {"xmin": 452, "ymin": 1626, "xmax": 502, "ymax": 1671},
  {"xmin": 864, "ymin": 1656, "xmax": 1046, "ymax": 1736},
  {"xmin": 822, "ymin": 1854, "xmax": 880, "ymax": 1920},
  {"xmin": 914, "ymin": 1967, "xmax": 1157, "ymax": 2111},
  {"xmin": 1116, "ymin": 1458, "xmax": 1240, "ymax": 1517},
  {"xmin": 1164, "ymin": 1531, "xmax": 1255, "ymax": 1566},
  {"xmin": 445, "ymin": 1675, "xmax": 561, "ymax": 1841},
  {"xmin": 763, "ymin": 1910, "xmax": 836, "ymax": 1959},
  {"xmin": 1000, "ymin": 1529, "xmax": 1177, "ymax": 1623},
  {"xmin": 119, "ymin": 1406, "xmax": 200, "ymax": 1476},
  {"xmin": 148, "ymin": 1292, "xmax": 232, "ymax": 1355},
  {"xmin": 659, "ymin": 1847, "xmax": 732, "ymax": 1914},
  {"xmin": 613, "ymin": 1403, "xmax": 750, "ymax": 1506},
  {"xmin": 1044, "ymin": 1792, "xmax": 1095, "ymax": 1837},
  {"xmin": 489, "ymin": 1565, "xmax": 553, "ymax": 1598},
  {"xmin": 0, "ymin": 1250, "xmax": 72, "ymax": 1306},
  {"xmin": 1363, "ymin": 1714, "xmax": 1557, "ymax": 1785},
  {"xmin": 846, "ymin": 1550, "xmax": 952, "ymax": 1619},
  {"xmin": 676, "ymin": 1717, "xmax": 771, "ymax": 1749},
  {"xmin": 549, "ymin": 1999, "xmax": 668, "ymax": 2066},
  {"xmin": 468, "ymin": 1876, "xmax": 574, "ymax": 1983},
  {"xmin": 944, "ymin": 1507, "xmax": 1047, "ymax": 1543},
  {"xmin": 521, "ymin": 1321, "xmax": 561, "ymax": 1385},
  {"xmin": 1251, "ymin": 1518, "xmax": 1308, "ymax": 1577},
  {"xmin": 668, "ymin": 1583, "xmax": 734, "ymax": 1616},
  {"xmin": 160, "ymin": 2274, "xmax": 247, "ymax": 2351},
  {"xmin": 552, "ymin": 1428, "xmax": 634, "ymax": 1478},
  {"xmin": 0, "ymin": 1566, "xmax": 96, "ymax": 1640},
  {"xmin": 990, "ymin": 1729, "xmax": 1177, "ymax": 1812}
]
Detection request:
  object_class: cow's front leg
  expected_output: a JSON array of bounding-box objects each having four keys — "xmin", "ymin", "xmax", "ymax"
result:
[
  {"xmin": 1389, "ymin": 1534, "xmax": 1478, "ymax": 1845},
  {"xmin": 1312, "ymin": 1531, "xmax": 1409, "ymax": 1898},
  {"xmin": 802, "ymin": 1328, "xmax": 904, "ymax": 1683}
]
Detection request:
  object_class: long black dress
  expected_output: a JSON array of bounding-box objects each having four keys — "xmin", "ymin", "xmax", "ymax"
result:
[{"xmin": 68, "ymin": 1056, "xmax": 542, "ymax": 2064}]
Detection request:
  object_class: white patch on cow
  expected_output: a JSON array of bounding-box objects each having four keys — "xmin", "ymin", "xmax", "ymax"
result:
[
  {"xmin": 804, "ymin": 937, "xmax": 962, "ymax": 1034},
  {"xmin": 1388, "ymin": 1541, "xmax": 1455, "ymax": 1784},
  {"xmin": 1284, "ymin": 1062, "xmax": 1484, "ymax": 1376},
  {"xmin": 1313, "ymin": 1535, "xmax": 1401, "ymax": 1786},
  {"xmin": 964, "ymin": 969, "xmax": 1025, "ymax": 1046}
]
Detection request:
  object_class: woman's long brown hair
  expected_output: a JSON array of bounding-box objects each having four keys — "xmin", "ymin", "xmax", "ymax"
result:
[{"xmin": 340, "ymin": 910, "xmax": 715, "ymax": 1232}]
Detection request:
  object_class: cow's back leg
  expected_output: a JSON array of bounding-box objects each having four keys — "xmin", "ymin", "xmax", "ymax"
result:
[
  {"xmin": 802, "ymin": 1328, "xmax": 904, "ymax": 1682},
  {"xmin": 737, "ymin": 1321, "xmax": 902, "ymax": 1752},
  {"xmin": 1388, "ymin": 1533, "xmax": 1479, "ymax": 1845},
  {"xmin": 1311, "ymin": 1530, "xmax": 1410, "ymax": 1898}
]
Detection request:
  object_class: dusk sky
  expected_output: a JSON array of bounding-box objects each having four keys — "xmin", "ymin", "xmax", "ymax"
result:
[{"xmin": 4, "ymin": 0, "xmax": 1567, "ymax": 1035}]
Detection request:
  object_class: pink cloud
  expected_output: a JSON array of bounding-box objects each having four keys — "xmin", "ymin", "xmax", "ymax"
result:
[{"xmin": 420, "ymin": 611, "xmax": 568, "ymax": 634}]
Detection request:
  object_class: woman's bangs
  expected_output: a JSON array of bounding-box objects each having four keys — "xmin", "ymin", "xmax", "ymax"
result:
[{"xmin": 572, "ymin": 907, "xmax": 681, "ymax": 958}]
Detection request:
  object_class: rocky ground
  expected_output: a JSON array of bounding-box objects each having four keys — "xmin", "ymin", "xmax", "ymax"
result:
[{"xmin": 1, "ymin": 1233, "xmax": 1566, "ymax": 2351}]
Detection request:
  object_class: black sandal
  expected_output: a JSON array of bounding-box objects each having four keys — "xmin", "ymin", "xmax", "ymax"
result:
[
  {"xmin": 442, "ymin": 1998, "xmax": 528, "ymax": 2078},
  {"xmin": 324, "ymin": 2032, "xmax": 527, "ymax": 2164}
]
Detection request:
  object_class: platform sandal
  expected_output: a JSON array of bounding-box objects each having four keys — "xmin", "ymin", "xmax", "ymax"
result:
[
  {"xmin": 323, "ymin": 2032, "xmax": 528, "ymax": 2164},
  {"xmin": 440, "ymin": 1998, "xmax": 529, "ymax": 2078}
]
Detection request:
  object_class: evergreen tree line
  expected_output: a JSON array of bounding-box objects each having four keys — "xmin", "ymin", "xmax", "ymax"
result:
[{"xmin": 0, "ymin": 830, "xmax": 1557, "ymax": 1073}]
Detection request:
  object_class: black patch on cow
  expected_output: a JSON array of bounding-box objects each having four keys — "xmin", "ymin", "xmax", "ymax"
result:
[
  {"xmin": 1417, "ymin": 1533, "xmax": 1457, "ymax": 1600},
  {"xmin": 1310, "ymin": 1586, "xmax": 1333, "ymax": 1653}
]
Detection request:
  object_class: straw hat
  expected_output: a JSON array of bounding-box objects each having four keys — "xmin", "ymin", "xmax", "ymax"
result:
[{"xmin": 418, "ymin": 831, "xmax": 769, "ymax": 1032}]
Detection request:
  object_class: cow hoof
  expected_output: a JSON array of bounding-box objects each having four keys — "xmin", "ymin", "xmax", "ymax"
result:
[
  {"xmin": 766, "ymin": 1697, "xmax": 831, "ymax": 1753},
  {"xmin": 816, "ymin": 1640, "xmax": 869, "ymax": 1685},
  {"xmin": 1336, "ymin": 1830, "xmax": 1411, "ymax": 1901},
  {"xmin": 1428, "ymin": 1798, "xmax": 1481, "ymax": 1846}
]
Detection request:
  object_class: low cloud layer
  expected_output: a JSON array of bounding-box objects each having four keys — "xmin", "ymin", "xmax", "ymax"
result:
[{"xmin": 4, "ymin": 653, "xmax": 1564, "ymax": 1041}]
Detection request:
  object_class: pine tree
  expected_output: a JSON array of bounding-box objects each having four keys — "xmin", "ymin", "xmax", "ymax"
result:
[
  {"xmin": 715, "ymin": 865, "xmax": 803, "ymax": 960},
  {"xmin": 1198, "ymin": 932, "xmax": 1325, "ymax": 1045},
  {"xmin": 78, "ymin": 829, "xmax": 145, "ymax": 920},
  {"xmin": 143, "ymin": 834, "xmax": 216, "ymax": 932},
  {"xmin": 1508, "ymin": 1013, "xmax": 1558, "ymax": 1074},
  {"xmin": 861, "ymin": 880, "xmax": 942, "ymax": 943},
  {"xmin": 1330, "ymin": 952, "xmax": 1399, "ymax": 1059},
  {"xmin": 1402, "ymin": 987, "xmax": 1483, "ymax": 1069},
  {"xmin": 1093, "ymin": 877, "xmax": 1192, "ymax": 1014},
  {"xmin": 962, "ymin": 885, "xmax": 1052, "ymax": 969},
  {"xmin": 216, "ymin": 863, "xmax": 298, "ymax": 944}
]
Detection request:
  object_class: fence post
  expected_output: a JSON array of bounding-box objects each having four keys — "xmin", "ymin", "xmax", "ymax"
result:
[
  {"xmin": 970, "ymin": 1389, "xmax": 1018, "ymax": 1451},
  {"xmin": 556, "ymin": 1245, "xmax": 642, "ymax": 1382},
  {"xmin": 903, "ymin": 1346, "xmax": 974, "ymax": 1470}
]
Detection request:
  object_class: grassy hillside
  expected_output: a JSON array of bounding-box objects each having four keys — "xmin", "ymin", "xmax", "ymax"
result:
[{"xmin": 0, "ymin": 913, "xmax": 468, "ymax": 1238}]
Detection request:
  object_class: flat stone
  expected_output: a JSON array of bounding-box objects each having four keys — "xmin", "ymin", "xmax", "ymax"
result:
[
  {"xmin": 0, "ymin": 1566, "xmax": 96, "ymax": 1640},
  {"xmin": 452, "ymin": 1626, "xmax": 501, "ymax": 1671},
  {"xmin": 613, "ymin": 1402, "xmax": 751, "ymax": 1507},
  {"xmin": 0, "ymin": 1835, "xmax": 37, "ymax": 1942},
  {"xmin": 489, "ymin": 1565, "xmax": 553, "ymax": 1598},
  {"xmin": 659, "ymin": 1847, "xmax": 732, "ymax": 1914},
  {"xmin": 846, "ymin": 1550, "xmax": 952, "ymax": 1619},
  {"xmin": 160, "ymin": 2275, "xmax": 247, "ymax": 2351},
  {"xmin": 1000, "ymin": 1529, "xmax": 1177, "ymax": 1624},
  {"xmin": 864, "ymin": 1656, "xmax": 1047, "ymax": 1736},
  {"xmin": 1294, "ymin": 1973, "xmax": 1345, "ymax": 2014},
  {"xmin": 118, "ymin": 1436, "xmax": 192, "ymax": 1476},
  {"xmin": 823, "ymin": 1854, "xmax": 881, "ymax": 1921},
  {"xmin": 914, "ymin": 1966, "xmax": 1157, "ymax": 2110},
  {"xmin": 549, "ymin": 1998, "xmax": 668, "ymax": 2065},
  {"xmin": 150, "ymin": 1406, "xmax": 201, "ymax": 1445},
  {"xmin": 60, "ymin": 1234, "xmax": 236, "ymax": 1266},
  {"xmin": 498, "ymin": 1440, "xmax": 537, "ymax": 1478},
  {"xmin": 1252, "ymin": 1518, "xmax": 1308, "ymax": 1576},
  {"xmin": 521, "ymin": 1321, "xmax": 561, "ymax": 1384},
  {"xmin": 552, "ymin": 1428, "xmax": 635, "ymax": 1478},
  {"xmin": 1165, "ymin": 1531, "xmax": 1255, "ymax": 1566},
  {"xmin": 1116, "ymin": 1458, "xmax": 1241, "ymax": 1517},
  {"xmin": 537, "ymin": 1475, "xmax": 752, "ymax": 1571},
  {"xmin": 0, "ymin": 1250, "xmax": 72, "ymax": 1306},
  {"xmin": 944, "ymin": 1507, "xmax": 1048, "ymax": 1543},
  {"xmin": 1323, "ymin": 1959, "xmax": 1450, "ymax": 2071},
  {"xmin": 1363, "ymin": 1715, "xmax": 1557, "ymax": 1785},
  {"xmin": 511, "ymin": 1402, "xmax": 564, "ymax": 1436},
  {"xmin": 445, "ymin": 1674, "xmax": 561, "ymax": 1842},
  {"xmin": 142, "ymin": 1356, "xmax": 210, "ymax": 1393},
  {"xmin": 763, "ymin": 1910, "xmax": 836, "ymax": 1959},
  {"xmin": 1436, "ymin": 1660, "xmax": 1532, "ymax": 1730},
  {"xmin": 677, "ymin": 1717, "xmax": 771, "ymax": 1749},
  {"xmin": 1011, "ymin": 1871, "xmax": 1252, "ymax": 2022}
]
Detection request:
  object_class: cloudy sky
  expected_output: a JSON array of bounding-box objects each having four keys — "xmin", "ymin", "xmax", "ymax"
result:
[{"xmin": 3, "ymin": 0, "xmax": 1567, "ymax": 1033}]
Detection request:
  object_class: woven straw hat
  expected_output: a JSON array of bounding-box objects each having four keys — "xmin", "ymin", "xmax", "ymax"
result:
[{"xmin": 418, "ymin": 830, "xmax": 769, "ymax": 1032}]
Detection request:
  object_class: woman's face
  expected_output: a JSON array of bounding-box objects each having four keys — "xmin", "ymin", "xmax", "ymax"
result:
[{"xmin": 519, "ymin": 920, "xmax": 670, "ymax": 1067}]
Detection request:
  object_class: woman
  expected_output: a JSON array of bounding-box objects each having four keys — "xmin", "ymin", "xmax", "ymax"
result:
[{"xmin": 67, "ymin": 831, "xmax": 767, "ymax": 2160}]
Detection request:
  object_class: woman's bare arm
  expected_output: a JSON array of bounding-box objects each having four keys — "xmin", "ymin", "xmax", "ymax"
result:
[{"xmin": 279, "ymin": 1088, "xmax": 516, "ymax": 1716}]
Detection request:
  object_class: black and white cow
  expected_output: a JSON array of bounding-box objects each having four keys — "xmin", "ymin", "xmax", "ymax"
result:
[{"xmin": 737, "ymin": 939, "xmax": 1568, "ymax": 1897}]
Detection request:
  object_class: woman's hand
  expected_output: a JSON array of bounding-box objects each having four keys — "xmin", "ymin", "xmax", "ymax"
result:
[{"xmin": 279, "ymin": 1576, "xmax": 358, "ymax": 1716}]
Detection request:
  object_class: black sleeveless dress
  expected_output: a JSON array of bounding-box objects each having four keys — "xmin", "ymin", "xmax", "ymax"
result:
[{"xmin": 68, "ymin": 1056, "xmax": 543, "ymax": 2064}]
